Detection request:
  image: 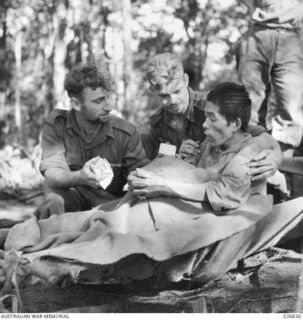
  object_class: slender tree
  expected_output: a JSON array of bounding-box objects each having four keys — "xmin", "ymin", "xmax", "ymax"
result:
[{"xmin": 122, "ymin": 0, "xmax": 134, "ymax": 118}]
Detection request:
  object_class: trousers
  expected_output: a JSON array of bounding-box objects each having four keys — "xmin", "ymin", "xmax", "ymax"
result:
[
  {"xmin": 239, "ymin": 25, "xmax": 303, "ymax": 147},
  {"xmin": 34, "ymin": 182, "xmax": 118, "ymax": 219}
]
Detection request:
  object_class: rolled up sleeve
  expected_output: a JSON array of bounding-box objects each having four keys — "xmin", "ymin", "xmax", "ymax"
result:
[
  {"xmin": 205, "ymin": 155, "xmax": 251, "ymax": 211},
  {"xmin": 40, "ymin": 122, "xmax": 69, "ymax": 175}
]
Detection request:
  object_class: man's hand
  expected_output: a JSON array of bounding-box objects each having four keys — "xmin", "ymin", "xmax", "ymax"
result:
[
  {"xmin": 78, "ymin": 157, "xmax": 102, "ymax": 189},
  {"xmin": 127, "ymin": 168, "xmax": 170, "ymax": 199},
  {"xmin": 247, "ymin": 150, "xmax": 279, "ymax": 182},
  {"xmin": 179, "ymin": 139, "xmax": 200, "ymax": 159},
  {"xmin": 44, "ymin": 157, "xmax": 106, "ymax": 190}
]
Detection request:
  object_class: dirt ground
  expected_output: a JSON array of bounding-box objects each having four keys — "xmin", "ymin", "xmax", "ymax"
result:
[
  {"xmin": 6, "ymin": 249, "xmax": 299, "ymax": 313},
  {"xmin": 0, "ymin": 199, "xmax": 302, "ymax": 313}
]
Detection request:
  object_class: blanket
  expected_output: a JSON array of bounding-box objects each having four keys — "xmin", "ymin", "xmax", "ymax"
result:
[{"xmin": 3, "ymin": 158, "xmax": 303, "ymax": 285}]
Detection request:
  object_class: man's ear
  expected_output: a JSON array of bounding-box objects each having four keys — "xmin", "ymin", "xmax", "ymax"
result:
[
  {"xmin": 234, "ymin": 118, "xmax": 242, "ymax": 131},
  {"xmin": 70, "ymin": 97, "xmax": 81, "ymax": 111}
]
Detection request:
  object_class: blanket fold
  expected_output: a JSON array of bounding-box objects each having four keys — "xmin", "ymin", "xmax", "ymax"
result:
[{"xmin": 3, "ymin": 157, "xmax": 303, "ymax": 285}]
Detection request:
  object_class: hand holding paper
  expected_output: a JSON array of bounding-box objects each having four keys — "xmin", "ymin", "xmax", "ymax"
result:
[{"xmin": 90, "ymin": 157, "xmax": 114, "ymax": 189}]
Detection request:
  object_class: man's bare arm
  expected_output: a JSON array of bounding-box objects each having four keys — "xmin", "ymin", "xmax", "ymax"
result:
[
  {"xmin": 44, "ymin": 158, "xmax": 100, "ymax": 189},
  {"xmin": 128, "ymin": 168, "xmax": 206, "ymax": 201}
]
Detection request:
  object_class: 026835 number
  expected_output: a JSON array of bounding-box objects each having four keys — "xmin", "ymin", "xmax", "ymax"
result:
[{"xmin": 283, "ymin": 314, "xmax": 302, "ymax": 318}]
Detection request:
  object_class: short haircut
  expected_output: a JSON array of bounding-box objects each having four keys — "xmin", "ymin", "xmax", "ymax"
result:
[
  {"xmin": 206, "ymin": 82, "xmax": 251, "ymax": 132},
  {"xmin": 145, "ymin": 53, "xmax": 185, "ymax": 91},
  {"xmin": 64, "ymin": 63, "xmax": 113, "ymax": 99}
]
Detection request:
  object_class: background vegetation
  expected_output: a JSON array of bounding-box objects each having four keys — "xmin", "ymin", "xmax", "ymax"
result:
[{"xmin": 0, "ymin": 0, "xmax": 250, "ymax": 151}]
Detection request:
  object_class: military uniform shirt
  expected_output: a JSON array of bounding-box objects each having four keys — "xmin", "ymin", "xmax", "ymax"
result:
[
  {"xmin": 40, "ymin": 109, "xmax": 149, "ymax": 197},
  {"xmin": 143, "ymin": 87, "xmax": 206, "ymax": 159}
]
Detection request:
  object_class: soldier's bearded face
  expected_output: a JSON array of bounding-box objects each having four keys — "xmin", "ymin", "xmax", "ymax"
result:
[{"xmin": 79, "ymin": 87, "xmax": 113, "ymax": 124}]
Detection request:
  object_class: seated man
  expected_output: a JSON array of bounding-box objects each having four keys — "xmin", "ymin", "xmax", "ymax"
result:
[
  {"xmin": 35, "ymin": 63, "xmax": 149, "ymax": 219},
  {"xmin": 5, "ymin": 83, "xmax": 302, "ymax": 287},
  {"xmin": 143, "ymin": 53, "xmax": 282, "ymax": 182}
]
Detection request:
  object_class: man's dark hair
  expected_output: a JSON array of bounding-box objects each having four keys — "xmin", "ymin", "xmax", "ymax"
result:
[
  {"xmin": 64, "ymin": 63, "xmax": 113, "ymax": 99},
  {"xmin": 206, "ymin": 82, "xmax": 251, "ymax": 132}
]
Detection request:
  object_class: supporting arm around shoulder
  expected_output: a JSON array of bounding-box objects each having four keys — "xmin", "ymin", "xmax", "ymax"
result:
[{"xmin": 247, "ymin": 133, "xmax": 282, "ymax": 181}]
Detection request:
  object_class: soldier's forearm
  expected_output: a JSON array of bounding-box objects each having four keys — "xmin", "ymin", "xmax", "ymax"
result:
[
  {"xmin": 44, "ymin": 168, "xmax": 84, "ymax": 189},
  {"xmin": 165, "ymin": 179, "xmax": 206, "ymax": 202}
]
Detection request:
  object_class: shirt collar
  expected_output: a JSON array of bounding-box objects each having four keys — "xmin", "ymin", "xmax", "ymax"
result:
[
  {"xmin": 100, "ymin": 119, "xmax": 114, "ymax": 139},
  {"xmin": 214, "ymin": 133, "xmax": 251, "ymax": 156},
  {"xmin": 66, "ymin": 109, "xmax": 114, "ymax": 139}
]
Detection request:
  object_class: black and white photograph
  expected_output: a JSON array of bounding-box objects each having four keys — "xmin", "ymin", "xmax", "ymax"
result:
[{"xmin": 0, "ymin": 0, "xmax": 303, "ymax": 316}]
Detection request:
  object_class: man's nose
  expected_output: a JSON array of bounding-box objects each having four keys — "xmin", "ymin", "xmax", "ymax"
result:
[
  {"xmin": 170, "ymin": 94, "xmax": 178, "ymax": 104},
  {"xmin": 202, "ymin": 119, "xmax": 209, "ymax": 129},
  {"xmin": 104, "ymin": 103, "xmax": 113, "ymax": 112}
]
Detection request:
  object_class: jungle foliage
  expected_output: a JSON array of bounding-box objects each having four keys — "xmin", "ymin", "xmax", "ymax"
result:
[{"xmin": 0, "ymin": 0, "xmax": 249, "ymax": 150}]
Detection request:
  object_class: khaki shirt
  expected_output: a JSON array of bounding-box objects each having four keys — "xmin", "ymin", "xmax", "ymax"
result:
[
  {"xmin": 40, "ymin": 109, "xmax": 149, "ymax": 197},
  {"xmin": 196, "ymin": 134, "xmax": 270, "ymax": 212}
]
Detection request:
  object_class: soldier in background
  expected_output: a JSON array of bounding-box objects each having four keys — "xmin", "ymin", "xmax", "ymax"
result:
[{"xmin": 238, "ymin": 0, "xmax": 303, "ymax": 157}]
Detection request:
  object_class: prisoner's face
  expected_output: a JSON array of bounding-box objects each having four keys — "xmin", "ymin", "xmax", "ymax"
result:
[
  {"xmin": 202, "ymin": 102, "xmax": 236, "ymax": 147},
  {"xmin": 152, "ymin": 76, "xmax": 189, "ymax": 114},
  {"xmin": 79, "ymin": 87, "xmax": 113, "ymax": 124}
]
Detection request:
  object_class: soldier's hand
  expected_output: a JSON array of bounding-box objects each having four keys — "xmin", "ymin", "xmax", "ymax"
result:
[
  {"xmin": 179, "ymin": 140, "xmax": 200, "ymax": 159},
  {"xmin": 247, "ymin": 150, "xmax": 278, "ymax": 181},
  {"xmin": 79, "ymin": 157, "xmax": 101, "ymax": 189},
  {"xmin": 128, "ymin": 168, "xmax": 170, "ymax": 199}
]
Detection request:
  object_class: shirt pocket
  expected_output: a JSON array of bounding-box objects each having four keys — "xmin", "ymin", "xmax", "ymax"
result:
[{"xmin": 65, "ymin": 136, "xmax": 83, "ymax": 171}]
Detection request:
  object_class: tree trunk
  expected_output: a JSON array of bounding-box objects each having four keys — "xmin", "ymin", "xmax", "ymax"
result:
[
  {"xmin": 199, "ymin": 0, "xmax": 211, "ymax": 88},
  {"xmin": 53, "ymin": 1, "xmax": 68, "ymax": 109},
  {"xmin": 121, "ymin": 0, "xmax": 134, "ymax": 119},
  {"xmin": 185, "ymin": 0, "xmax": 211, "ymax": 90},
  {"xmin": 43, "ymin": 0, "xmax": 56, "ymax": 116},
  {"xmin": 14, "ymin": 31, "xmax": 26, "ymax": 146},
  {"xmin": 0, "ymin": 10, "xmax": 7, "ymax": 121}
]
